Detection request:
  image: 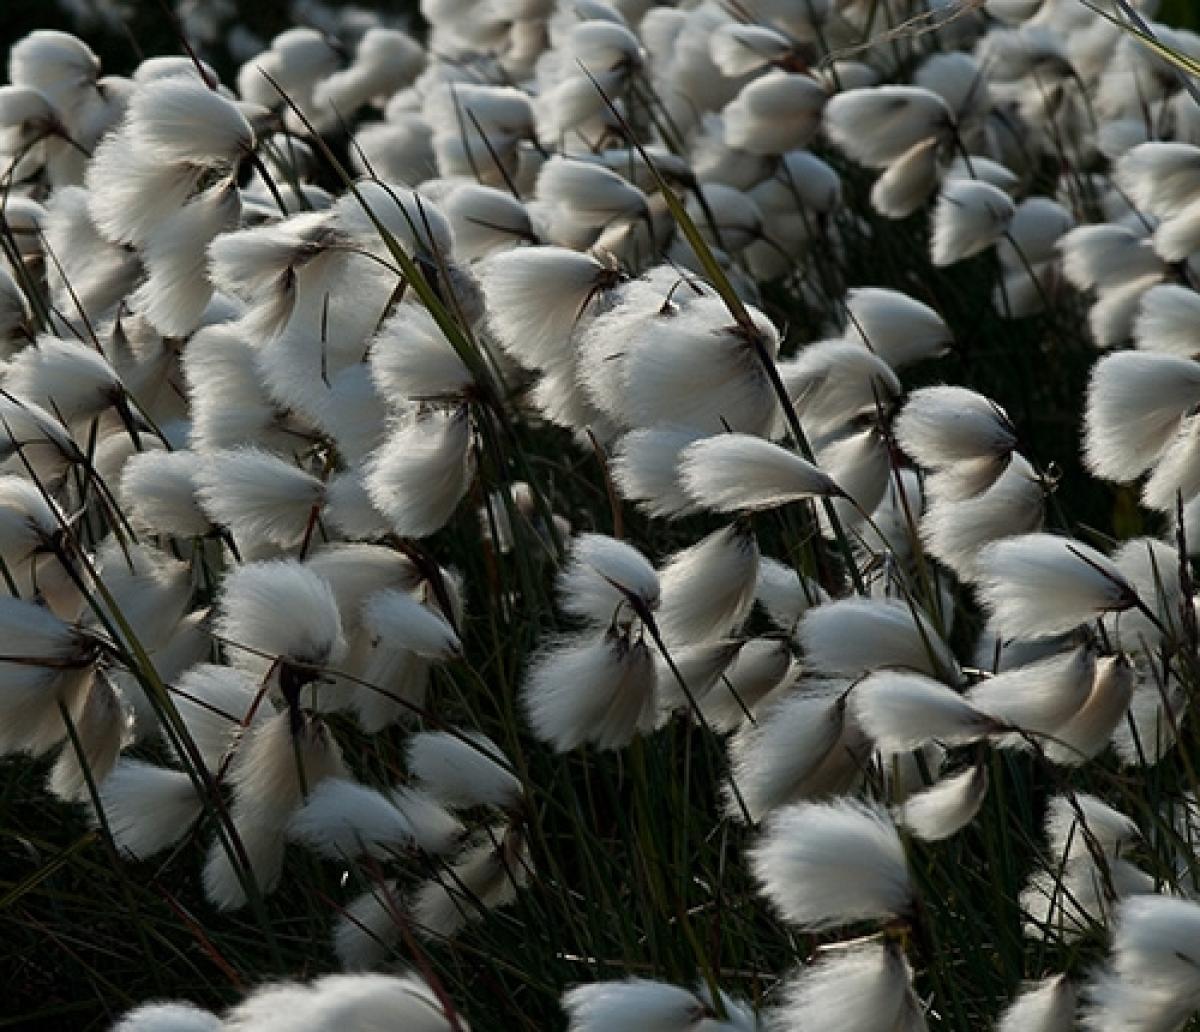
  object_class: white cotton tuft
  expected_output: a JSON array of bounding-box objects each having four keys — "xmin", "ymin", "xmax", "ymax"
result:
[
  {"xmin": 557, "ymin": 533, "xmax": 659, "ymax": 626},
  {"xmin": 97, "ymin": 759, "xmax": 203, "ymax": 859},
  {"xmin": 678, "ymin": 433, "xmax": 839, "ymax": 513},
  {"xmin": 657, "ymin": 524, "xmax": 760, "ymax": 643},
  {"xmin": 1045, "ymin": 792, "xmax": 1139, "ymax": 862},
  {"xmin": 843, "ymin": 287, "xmax": 952, "ymax": 369},
  {"xmin": 287, "ymin": 777, "xmax": 462, "ymax": 858},
  {"xmin": 536, "ymin": 156, "xmax": 648, "ymax": 229},
  {"xmin": 851, "ymin": 670, "xmax": 996, "ymax": 752},
  {"xmin": 895, "ymin": 763, "xmax": 989, "ymax": 841},
  {"xmin": 922, "ymin": 452, "xmax": 1044, "ymax": 579},
  {"xmin": 1059, "ymin": 224, "xmax": 1163, "ymax": 292},
  {"xmin": 443, "ymin": 185, "xmax": 535, "ymax": 261},
  {"xmin": 1115, "ymin": 141, "xmax": 1200, "ymax": 217},
  {"xmin": 967, "ymin": 645, "xmax": 1096, "ymax": 737},
  {"xmin": 754, "ymin": 557, "xmax": 827, "ymax": 633},
  {"xmin": 751, "ymin": 797, "xmax": 912, "ymax": 929},
  {"xmin": 727, "ymin": 683, "xmax": 855, "ymax": 821},
  {"xmin": 1133, "ymin": 283, "xmax": 1200, "ymax": 358},
  {"xmin": 870, "ymin": 136, "xmax": 941, "ymax": 220},
  {"xmin": 1080, "ymin": 895, "xmax": 1200, "ymax": 1032},
  {"xmin": 1084, "ymin": 350, "xmax": 1200, "ymax": 481},
  {"xmin": 332, "ymin": 882, "xmax": 402, "ymax": 971},
  {"xmin": 407, "ymin": 730, "xmax": 522, "ymax": 810},
  {"xmin": 997, "ymin": 974, "xmax": 1076, "ymax": 1032},
  {"xmin": 522, "ymin": 631, "xmax": 657, "ymax": 752},
  {"xmin": 780, "ymin": 338, "xmax": 901, "ymax": 435},
  {"xmin": 770, "ymin": 941, "xmax": 923, "ymax": 1031},
  {"xmin": 610, "ymin": 426, "xmax": 705, "ymax": 518},
  {"xmin": 699, "ymin": 637, "xmax": 792, "ymax": 732},
  {"xmin": 1044, "ymin": 655, "xmax": 1134, "ymax": 766},
  {"xmin": 120, "ymin": 449, "xmax": 212, "ymax": 538},
  {"xmin": 479, "ymin": 246, "xmax": 615, "ymax": 370},
  {"xmin": 361, "ymin": 589, "xmax": 462, "ymax": 660},
  {"xmin": 215, "ymin": 560, "xmax": 346, "ymax": 677},
  {"xmin": 976, "ymin": 534, "xmax": 1137, "ymax": 640},
  {"xmin": 111, "ymin": 1002, "xmax": 221, "ymax": 1032},
  {"xmin": 365, "ymin": 408, "xmax": 475, "ymax": 539},
  {"xmin": 6, "ymin": 334, "xmax": 123, "ymax": 423},
  {"xmin": 127, "ymin": 76, "xmax": 254, "ymax": 164},
  {"xmin": 894, "ymin": 385, "xmax": 1016, "ymax": 469},
  {"xmin": 798, "ymin": 597, "xmax": 958, "ymax": 681},
  {"xmin": 709, "ymin": 23, "xmax": 791, "ymax": 76},
  {"xmin": 562, "ymin": 979, "xmax": 711, "ymax": 1032},
  {"xmin": 823, "ymin": 86, "xmax": 951, "ymax": 168},
  {"xmin": 723, "ymin": 71, "xmax": 826, "ymax": 155},
  {"xmin": 931, "ymin": 178, "xmax": 1015, "ymax": 266},
  {"xmin": 195, "ymin": 447, "xmax": 324, "ymax": 549}
]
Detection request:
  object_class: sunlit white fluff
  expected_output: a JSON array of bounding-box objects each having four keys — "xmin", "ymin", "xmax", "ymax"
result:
[
  {"xmin": 215, "ymin": 560, "xmax": 346, "ymax": 679},
  {"xmin": 823, "ymin": 86, "xmax": 951, "ymax": 168},
  {"xmin": 1116, "ymin": 141, "xmax": 1200, "ymax": 218},
  {"xmin": 112, "ymin": 1002, "xmax": 220, "ymax": 1032},
  {"xmin": 202, "ymin": 712, "xmax": 345, "ymax": 910},
  {"xmin": 967, "ymin": 645, "xmax": 1095, "ymax": 736},
  {"xmin": 557, "ymin": 533, "xmax": 659, "ymax": 626},
  {"xmin": 6, "ymin": 334, "xmax": 123, "ymax": 423},
  {"xmin": 922, "ymin": 452, "xmax": 1044, "ymax": 578},
  {"xmin": 656, "ymin": 524, "xmax": 759, "ymax": 643},
  {"xmin": 361, "ymin": 588, "xmax": 462, "ymax": 660},
  {"xmin": 752, "ymin": 797, "xmax": 912, "ymax": 929},
  {"xmin": 895, "ymin": 763, "xmax": 988, "ymax": 841},
  {"xmin": 195, "ymin": 447, "xmax": 324, "ymax": 549},
  {"xmin": 522, "ymin": 631, "xmax": 657, "ymax": 751},
  {"xmin": 1045, "ymin": 793, "xmax": 1139, "ymax": 862},
  {"xmin": 780, "ymin": 338, "xmax": 901, "ymax": 435},
  {"xmin": 1133, "ymin": 283, "xmax": 1200, "ymax": 358},
  {"xmin": 997, "ymin": 974, "xmax": 1076, "ymax": 1032},
  {"xmin": 537, "ymin": 156, "xmax": 648, "ymax": 229},
  {"xmin": 443, "ymin": 185, "xmax": 535, "ymax": 260},
  {"xmin": 976, "ymin": 534, "xmax": 1137, "ymax": 640},
  {"xmin": 895, "ymin": 385, "xmax": 1016, "ymax": 469},
  {"xmin": 754, "ymin": 557, "xmax": 827, "ymax": 633},
  {"xmin": 1084, "ymin": 350, "xmax": 1200, "ymax": 480},
  {"xmin": 700, "ymin": 637, "xmax": 792, "ymax": 731},
  {"xmin": 1044, "ymin": 655, "xmax": 1135, "ymax": 765},
  {"xmin": 798, "ymin": 597, "xmax": 958, "ymax": 681},
  {"xmin": 365, "ymin": 407, "xmax": 474, "ymax": 539},
  {"xmin": 478, "ymin": 246, "xmax": 617, "ymax": 370},
  {"xmin": 563, "ymin": 978, "xmax": 748, "ymax": 1032},
  {"xmin": 870, "ymin": 136, "xmax": 942, "ymax": 220},
  {"xmin": 723, "ymin": 71, "xmax": 825, "ymax": 155},
  {"xmin": 1059, "ymin": 224, "xmax": 1163, "ymax": 293},
  {"xmin": 709, "ymin": 23, "xmax": 791, "ymax": 76},
  {"xmin": 770, "ymin": 941, "xmax": 923, "ymax": 1031},
  {"xmin": 170, "ymin": 663, "xmax": 270, "ymax": 773},
  {"xmin": 610, "ymin": 426, "xmax": 705, "ymax": 518},
  {"xmin": 408, "ymin": 730, "xmax": 522, "ymax": 810},
  {"xmin": 1080, "ymin": 895, "xmax": 1200, "ymax": 1032},
  {"xmin": 287, "ymin": 776, "xmax": 461, "ymax": 859},
  {"xmin": 852, "ymin": 670, "xmax": 996, "ymax": 752},
  {"xmin": 727, "ymin": 683, "xmax": 853, "ymax": 821},
  {"xmin": 127, "ymin": 75, "xmax": 254, "ymax": 164},
  {"xmin": 98, "ymin": 759, "xmax": 204, "ymax": 858},
  {"xmin": 621, "ymin": 298, "xmax": 779, "ymax": 436},
  {"xmin": 679, "ymin": 434, "xmax": 839, "ymax": 513},
  {"xmin": 843, "ymin": 288, "xmax": 952, "ymax": 369},
  {"xmin": 931, "ymin": 178, "xmax": 1016, "ymax": 266}
]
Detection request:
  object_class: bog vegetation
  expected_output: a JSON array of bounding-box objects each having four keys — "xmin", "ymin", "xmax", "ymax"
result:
[{"xmin": 3, "ymin": 0, "xmax": 1200, "ymax": 1029}]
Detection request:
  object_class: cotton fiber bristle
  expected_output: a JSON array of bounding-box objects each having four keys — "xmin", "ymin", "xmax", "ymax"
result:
[
  {"xmin": 365, "ymin": 408, "xmax": 475, "ymax": 539},
  {"xmin": 610, "ymin": 426, "xmax": 705, "ymax": 518},
  {"xmin": 522, "ymin": 632, "xmax": 657, "ymax": 751},
  {"xmin": 656, "ymin": 524, "xmax": 759, "ymax": 644},
  {"xmin": 361, "ymin": 588, "xmax": 462, "ymax": 660},
  {"xmin": 196, "ymin": 447, "xmax": 324, "ymax": 549},
  {"xmin": 997, "ymin": 975, "xmax": 1076, "ymax": 1032},
  {"xmin": 895, "ymin": 763, "xmax": 988, "ymax": 841},
  {"xmin": 851, "ymin": 670, "xmax": 996, "ymax": 752},
  {"xmin": 895, "ymin": 386, "xmax": 1016, "ymax": 468},
  {"xmin": 843, "ymin": 288, "xmax": 952, "ymax": 369},
  {"xmin": 976, "ymin": 534, "xmax": 1137, "ymax": 640},
  {"xmin": 561, "ymin": 979, "xmax": 710, "ymax": 1032},
  {"xmin": 752, "ymin": 797, "xmax": 912, "ymax": 929},
  {"xmin": 678, "ymin": 433, "xmax": 839, "ymax": 513},
  {"xmin": 407, "ymin": 730, "xmax": 522, "ymax": 810},
  {"xmin": 771, "ymin": 941, "xmax": 922, "ymax": 1031},
  {"xmin": 699, "ymin": 637, "xmax": 792, "ymax": 731},
  {"xmin": 823, "ymin": 86, "xmax": 951, "ymax": 168},
  {"xmin": 799, "ymin": 597, "xmax": 958, "ymax": 681},
  {"xmin": 931, "ymin": 178, "xmax": 1016, "ymax": 266},
  {"xmin": 557, "ymin": 533, "xmax": 659, "ymax": 626},
  {"xmin": 968, "ymin": 645, "xmax": 1096, "ymax": 736},
  {"xmin": 112, "ymin": 1002, "xmax": 221, "ymax": 1032},
  {"xmin": 754, "ymin": 557, "xmax": 828, "ymax": 633}
]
